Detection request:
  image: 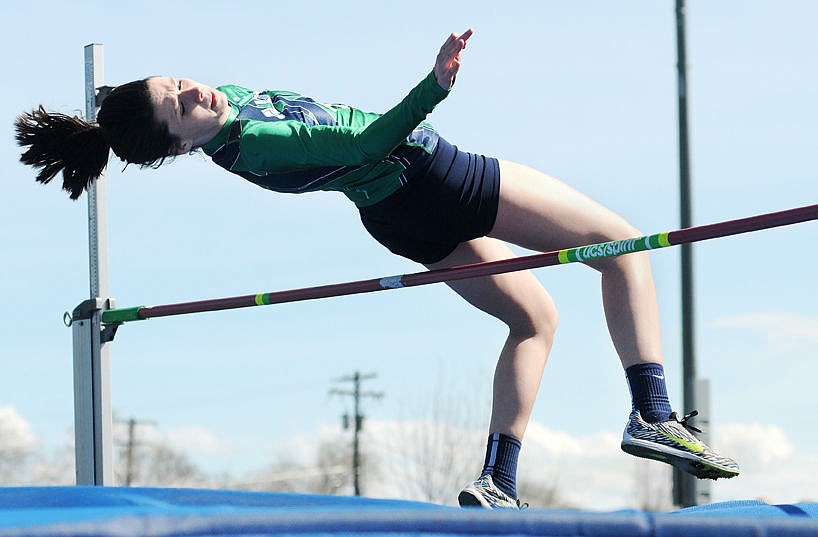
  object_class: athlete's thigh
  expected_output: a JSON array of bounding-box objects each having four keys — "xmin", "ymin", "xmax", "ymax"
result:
[
  {"xmin": 425, "ymin": 237, "xmax": 555, "ymax": 331},
  {"xmin": 489, "ymin": 160, "xmax": 640, "ymax": 253}
]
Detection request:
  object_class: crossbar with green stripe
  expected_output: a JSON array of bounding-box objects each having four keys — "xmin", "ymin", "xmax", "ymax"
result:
[
  {"xmin": 99, "ymin": 204, "xmax": 817, "ymax": 324},
  {"xmin": 558, "ymin": 232, "xmax": 671, "ymax": 264}
]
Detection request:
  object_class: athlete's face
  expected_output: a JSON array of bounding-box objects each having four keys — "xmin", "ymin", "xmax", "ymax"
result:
[{"xmin": 148, "ymin": 77, "xmax": 231, "ymax": 154}]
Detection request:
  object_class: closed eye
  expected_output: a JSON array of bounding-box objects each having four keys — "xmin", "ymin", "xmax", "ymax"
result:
[{"xmin": 177, "ymin": 79, "xmax": 185, "ymax": 117}]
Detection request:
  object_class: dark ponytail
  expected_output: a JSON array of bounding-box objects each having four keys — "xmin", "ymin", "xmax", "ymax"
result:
[
  {"xmin": 15, "ymin": 107, "xmax": 109, "ymax": 200},
  {"xmin": 15, "ymin": 78, "xmax": 178, "ymax": 200}
]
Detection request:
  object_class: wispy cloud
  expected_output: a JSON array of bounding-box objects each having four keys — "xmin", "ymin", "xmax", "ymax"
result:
[
  {"xmin": 714, "ymin": 423, "xmax": 818, "ymax": 504},
  {"xmin": 0, "ymin": 405, "xmax": 38, "ymax": 452},
  {"xmin": 158, "ymin": 426, "xmax": 231, "ymax": 457},
  {"xmin": 520, "ymin": 423, "xmax": 660, "ymax": 510},
  {"xmin": 713, "ymin": 312, "xmax": 818, "ymax": 346},
  {"xmin": 111, "ymin": 421, "xmax": 231, "ymax": 458}
]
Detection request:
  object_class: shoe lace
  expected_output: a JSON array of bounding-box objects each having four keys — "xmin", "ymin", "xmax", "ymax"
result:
[
  {"xmin": 671, "ymin": 410, "xmax": 702, "ymax": 434},
  {"xmin": 516, "ymin": 499, "xmax": 529, "ymax": 509}
]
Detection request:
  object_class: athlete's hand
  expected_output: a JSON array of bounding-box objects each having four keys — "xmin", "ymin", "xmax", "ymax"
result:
[{"xmin": 433, "ymin": 29, "xmax": 473, "ymax": 90}]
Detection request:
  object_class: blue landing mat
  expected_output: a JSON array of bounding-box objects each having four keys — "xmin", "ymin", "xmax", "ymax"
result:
[{"xmin": 0, "ymin": 487, "xmax": 817, "ymax": 536}]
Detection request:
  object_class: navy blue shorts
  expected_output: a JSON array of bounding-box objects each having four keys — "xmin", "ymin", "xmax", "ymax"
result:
[{"xmin": 359, "ymin": 137, "xmax": 500, "ymax": 264}]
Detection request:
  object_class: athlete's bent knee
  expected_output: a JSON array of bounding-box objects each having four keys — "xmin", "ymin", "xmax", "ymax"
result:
[
  {"xmin": 506, "ymin": 290, "xmax": 558, "ymax": 346},
  {"xmin": 582, "ymin": 218, "xmax": 647, "ymax": 274}
]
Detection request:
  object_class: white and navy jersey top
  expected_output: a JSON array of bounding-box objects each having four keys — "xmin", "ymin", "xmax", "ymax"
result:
[{"xmin": 201, "ymin": 71, "xmax": 449, "ymax": 207}]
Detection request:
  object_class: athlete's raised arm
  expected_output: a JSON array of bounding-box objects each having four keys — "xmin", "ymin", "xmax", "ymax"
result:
[{"xmin": 433, "ymin": 28, "xmax": 473, "ymax": 90}]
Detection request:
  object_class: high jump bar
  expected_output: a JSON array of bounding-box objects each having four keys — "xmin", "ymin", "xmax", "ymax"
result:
[{"xmin": 101, "ymin": 204, "xmax": 817, "ymax": 324}]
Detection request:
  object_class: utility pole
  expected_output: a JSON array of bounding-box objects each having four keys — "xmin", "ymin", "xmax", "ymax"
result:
[
  {"xmin": 124, "ymin": 418, "xmax": 139, "ymax": 486},
  {"xmin": 330, "ymin": 371, "xmax": 383, "ymax": 496},
  {"xmin": 114, "ymin": 417, "xmax": 153, "ymax": 486},
  {"xmin": 674, "ymin": 0, "xmax": 710, "ymax": 507}
]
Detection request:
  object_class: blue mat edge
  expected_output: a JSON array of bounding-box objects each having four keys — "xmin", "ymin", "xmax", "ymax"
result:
[{"xmin": 0, "ymin": 487, "xmax": 816, "ymax": 537}]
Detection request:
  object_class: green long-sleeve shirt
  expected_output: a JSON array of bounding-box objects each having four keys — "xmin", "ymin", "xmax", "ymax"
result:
[{"xmin": 201, "ymin": 71, "xmax": 450, "ymax": 207}]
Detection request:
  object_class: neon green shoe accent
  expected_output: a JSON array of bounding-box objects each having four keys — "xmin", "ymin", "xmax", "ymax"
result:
[{"xmin": 660, "ymin": 430, "xmax": 705, "ymax": 454}]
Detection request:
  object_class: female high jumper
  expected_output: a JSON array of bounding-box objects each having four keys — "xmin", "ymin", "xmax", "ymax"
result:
[{"xmin": 15, "ymin": 29, "xmax": 738, "ymax": 508}]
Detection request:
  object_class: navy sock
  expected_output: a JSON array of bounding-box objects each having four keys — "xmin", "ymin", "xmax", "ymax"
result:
[
  {"xmin": 481, "ymin": 433, "xmax": 521, "ymax": 499},
  {"xmin": 625, "ymin": 363, "xmax": 672, "ymax": 423}
]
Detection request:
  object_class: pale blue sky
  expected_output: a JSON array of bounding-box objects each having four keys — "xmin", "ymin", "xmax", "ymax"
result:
[{"xmin": 1, "ymin": 1, "xmax": 816, "ymax": 505}]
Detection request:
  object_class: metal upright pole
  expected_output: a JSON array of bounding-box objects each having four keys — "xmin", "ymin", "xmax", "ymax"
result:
[
  {"xmin": 72, "ymin": 43, "xmax": 114, "ymax": 485},
  {"xmin": 695, "ymin": 379, "xmax": 712, "ymax": 504},
  {"xmin": 673, "ymin": 0, "xmax": 698, "ymax": 507}
]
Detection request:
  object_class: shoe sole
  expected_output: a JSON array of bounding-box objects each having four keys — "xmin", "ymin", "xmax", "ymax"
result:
[
  {"xmin": 622, "ymin": 437, "xmax": 740, "ymax": 480},
  {"xmin": 458, "ymin": 489, "xmax": 491, "ymax": 509}
]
